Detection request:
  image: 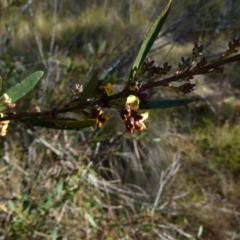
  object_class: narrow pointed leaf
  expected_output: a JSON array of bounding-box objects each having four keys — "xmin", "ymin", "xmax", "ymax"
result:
[
  {"xmin": 85, "ymin": 212, "xmax": 97, "ymax": 228},
  {"xmin": 2, "ymin": 71, "xmax": 43, "ymax": 102},
  {"xmin": 139, "ymin": 99, "xmax": 193, "ymax": 110},
  {"xmin": 0, "ymin": 71, "xmax": 44, "ymax": 111},
  {"xmin": 20, "ymin": 118, "xmax": 96, "ymax": 130},
  {"xmin": 129, "ymin": 0, "xmax": 172, "ymax": 81},
  {"xmin": 78, "ymin": 71, "xmax": 99, "ymax": 104},
  {"xmin": 49, "ymin": 118, "xmax": 97, "ymax": 129},
  {"xmin": 51, "ymin": 228, "xmax": 58, "ymax": 240}
]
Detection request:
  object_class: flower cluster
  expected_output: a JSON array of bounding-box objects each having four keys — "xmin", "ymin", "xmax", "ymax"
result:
[
  {"xmin": 119, "ymin": 95, "xmax": 148, "ymax": 133},
  {"xmin": 221, "ymin": 37, "xmax": 240, "ymax": 59},
  {"xmin": 138, "ymin": 57, "xmax": 172, "ymax": 79},
  {"xmin": 91, "ymin": 105, "xmax": 110, "ymax": 128},
  {"xmin": 62, "ymin": 80, "xmax": 149, "ymax": 132},
  {"xmin": 89, "ymin": 94, "xmax": 148, "ymax": 132}
]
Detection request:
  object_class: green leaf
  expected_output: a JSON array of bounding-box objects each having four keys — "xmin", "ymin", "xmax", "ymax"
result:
[
  {"xmin": 40, "ymin": 193, "xmax": 52, "ymax": 210},
  {"xmin": 139, "ymin": 99, "xmax": 193, "ymax": 109},
  {"xmin": 0, "ymin": 71, "xmax": 44, "ymax": 111},
  {"xmin": 88, "ymin": 43, "xmax": 95, "ymax": 55},
  {"xmin": 85, "ymin": 212, "xmax": 97, "ymax": 228},
  {"xmin": 128, "ymin": 0, "xmax": 172, "ymax": 81},
  {"xmin": 51, "ymin": 228, "xmax": 58, "ymax": 240},
  {"xmin": 78, "ymin": 70, "xmax": 99, "ymax": 104},
  {"xmin": 8, "ymin": 200, "xmax": 16, "ymax": 211},
  {"xmin": 99, "ymin": 40, "xmax": 107, "ymax": 53},
  {"xmin": 56, "ymin": 179, "xmax": 64, "ymax": 199},
  {"xmin": 20, "ymin": 118, "xmax": 96, "ymax": 130}
]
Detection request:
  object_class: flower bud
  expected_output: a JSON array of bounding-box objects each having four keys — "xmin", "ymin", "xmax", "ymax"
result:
[
  {"xmin": 134, "ymin": 120, "xmax": 143, "ymax": 131},
  {"xmin": 91, "ymin": 105, "xmax": 103, "ymax": 118},
  {"xmin": 126, "ymin": 116, "xmax": 135, "ymax": 129}
]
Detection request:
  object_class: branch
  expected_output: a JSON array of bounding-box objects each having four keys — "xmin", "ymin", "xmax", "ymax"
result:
[
  {"xmin": 0, "ymin": 54, "xmax": 240, "ymax": 123},
  {"xmin": 141, "ymin": 53, "xmax": 240, "ymax": 91}
]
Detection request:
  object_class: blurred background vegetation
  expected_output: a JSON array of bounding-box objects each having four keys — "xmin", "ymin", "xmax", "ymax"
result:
[{"xmin": 0, "ymin": 0, "xmax": 240, "ymax": 239}]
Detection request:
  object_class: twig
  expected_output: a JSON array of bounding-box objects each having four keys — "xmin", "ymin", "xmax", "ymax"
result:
[{"xmin": 35, "ymin": 137, "xmax": 62, "ymax": 156}]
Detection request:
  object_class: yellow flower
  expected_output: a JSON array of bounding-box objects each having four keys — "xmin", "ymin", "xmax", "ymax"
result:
[
  {"xmin": 98, "ymin": 83, "xmax": 113, "ymax": 96},
  {"xmin": 126, "ymin": 95, "xmax": 140, "ymax": 111},
  {"xmin": 139, "ymin": 112, "xmax": 148, "ymax": 129},
  {"xmin": 134, "ymin": 112, "xmax": 149, "ymax": 130}
]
